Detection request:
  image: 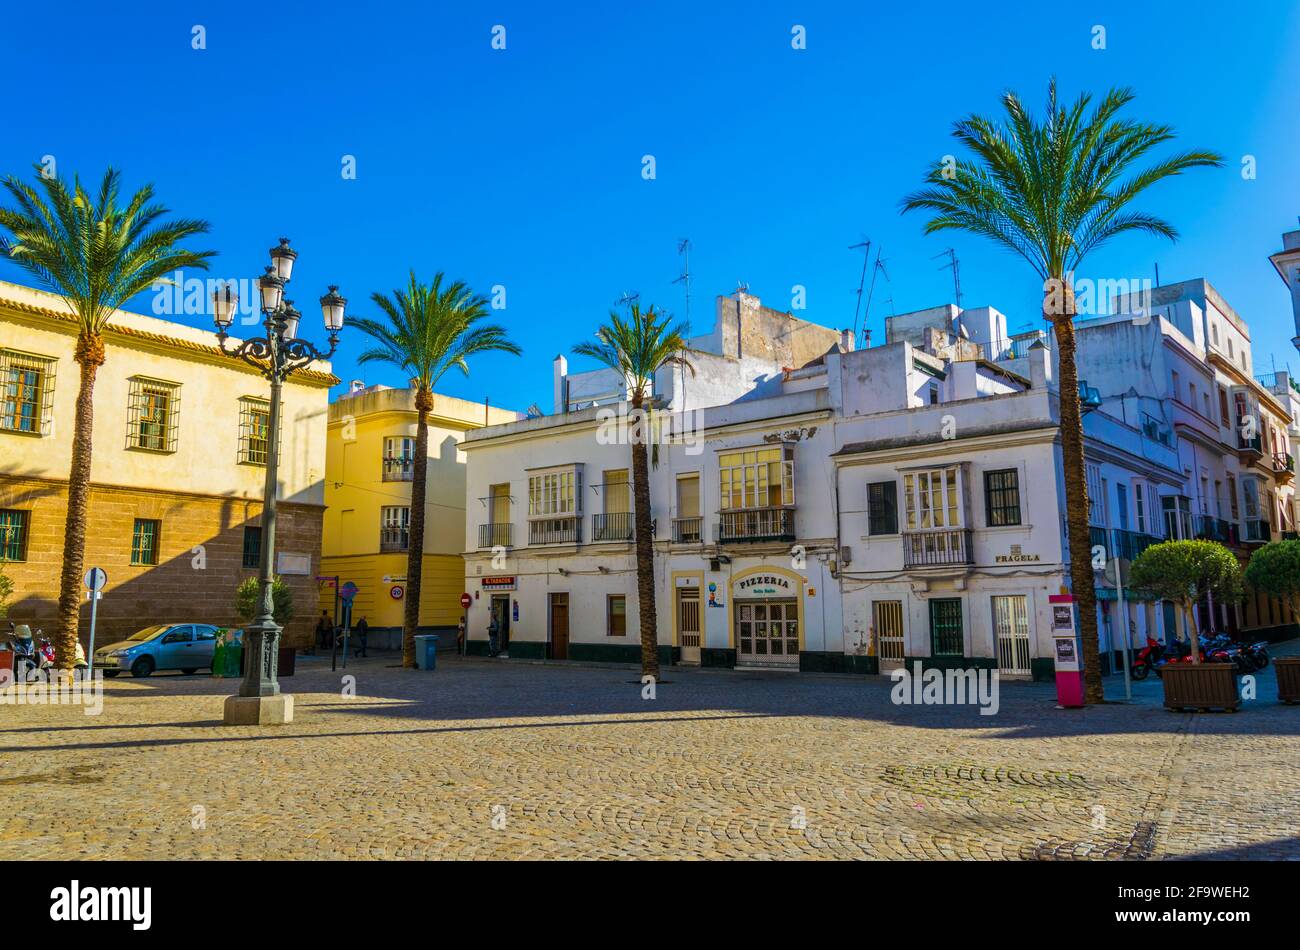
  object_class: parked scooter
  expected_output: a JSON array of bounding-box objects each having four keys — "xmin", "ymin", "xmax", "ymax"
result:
[
  {"xmin": 3, "ymin": 622, "xmax": 42, "ymax": 680},
  {"xmin": 1130, "ymin": 637, "xmax": 1165, "ymax": 680},
  {"xmin": 33, "ymin": 628, "xmax": 88, "ymax": 670}
]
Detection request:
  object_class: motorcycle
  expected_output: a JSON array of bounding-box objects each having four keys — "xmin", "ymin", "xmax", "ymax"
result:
[
  {"xmin": 33, "ymin": 629, "xmax": 88, "ymax": 670},
  {"xmin": 3, "ymin": 622, "xmax": 42, "ymax": 680},
  {"xmin": 1130, "ymin": 636, "xmax": 1165, "ymax": 680}
]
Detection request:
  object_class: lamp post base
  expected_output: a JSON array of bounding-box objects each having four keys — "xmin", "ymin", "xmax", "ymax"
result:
[{"xmin": 223, "ymin": 693, "xmax": 294, "ymax": 725}]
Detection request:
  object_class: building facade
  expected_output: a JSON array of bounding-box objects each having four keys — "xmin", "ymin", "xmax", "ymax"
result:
[
  {"xmin": 320, "ymin": 382, "xmax": 520, "ymax": 647},
  {"xmin": 0, "ymin": 280, "xmax": 332, "ymax": 647},
  {"xmin": 1075, "ymin": 276, "xmax": 1298, "ymax": 643}
]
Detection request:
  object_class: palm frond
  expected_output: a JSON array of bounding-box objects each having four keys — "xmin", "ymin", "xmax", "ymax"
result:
[
  {"xmin": 902, "ymin": 79, "xmax": 1224, "ymax": 284},
  {"xmin": 0, "ymin": 165, "xmax": 215, "ymax": 336},
  {"xmin": 351, "ymin": 272, "xmax": 522, "ymax": 394}
]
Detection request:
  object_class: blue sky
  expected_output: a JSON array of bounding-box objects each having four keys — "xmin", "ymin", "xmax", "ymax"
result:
[{"xmin": 3, "ymin": 1, "xmax": 1298, "ymax": 410}]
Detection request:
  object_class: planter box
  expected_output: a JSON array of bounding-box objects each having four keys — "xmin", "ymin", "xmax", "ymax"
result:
[
  {"xmin": 1161, "ymin": 662, "xmax": 1240, "ymax": 712},
  {"xmin": 237, "ymin": 645, "xmax": 296, "ymax": 678},
  {"xmin": 1275, "ymin": 657, "xmax": 1300, "ymax": 705}
]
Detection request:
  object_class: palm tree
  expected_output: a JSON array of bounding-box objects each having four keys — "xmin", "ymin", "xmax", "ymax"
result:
[
  {"xmin": 0, "ymin": 167, "xmax": 214, "ymax": 671},
  {"xmin": 574, "ymin": 303, "xmax": 693, "ymax": 679},
  {"xmin": 352, "ymin": 272, "xmax": 521, "ymax": 668},
  {"xmin": 902, "ymin": 81, "xmax": 1222, "ymax": 703}
]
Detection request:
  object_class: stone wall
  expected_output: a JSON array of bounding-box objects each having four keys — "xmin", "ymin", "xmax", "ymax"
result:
[{"xmin": 0, "ymin": 476, "xmax": 324, "ymax": 649}]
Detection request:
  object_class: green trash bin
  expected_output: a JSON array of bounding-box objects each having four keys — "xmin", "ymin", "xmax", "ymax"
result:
[{"xmin": 414, "ymin": 634, "xmax": 439, "ymax": 670}]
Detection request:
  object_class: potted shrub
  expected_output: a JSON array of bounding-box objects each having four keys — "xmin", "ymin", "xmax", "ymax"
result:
[
  {"xmin": 1129, "ymin": 540, "xmax": 1243, "ymax": 711},
  {"xmin": 1244, "ymin": 540, "xmax": 1300, "ymax": 703},
  {"xmin": 234, "ymin": 576, "xmax": 298, "ymax": 677}
]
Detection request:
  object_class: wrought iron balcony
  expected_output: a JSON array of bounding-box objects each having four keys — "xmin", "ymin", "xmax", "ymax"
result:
[
  {"xmin": 382, "ymin": 455, "xmax": 414, "ymax": 481},
  {"xmin": 380, "ymin": 526, "xmax": 409, "ymax": 552},
  {"xmin": 529, "ymin": 517, "xmax": 580, "ymax": 545},
  {"xmin": 479, "ymin": 523, "xmax": 513, "ymax": 548},
  {"xmin": 1238, "ymin": 431, "xmax": 1264, "ymax": 460},
  {"xmin": 717, "ymin": 507, "xmax": 795, "ymax": 543},
  {"xmin": 1272, "ymin": 452, "xmax": 1295, "ymax": 478},
  {"xmin": 1091, "ymin": 525, "xmax": 1170, "ymax": 560},
  {"xmin": 1242, "ymin": 519, "xmax": 1271, "ymax": 544},
  {"xmin": 902, "ymin": 527, "xmax": 973, "ymax": 567},
  {"xmin": 592, "ymin": 511, "xmax": 633, "ymax": 542},
  {"xmin": 672, "ymin": 516, "xmax": 703, "ymax": 543},
  {"xmin": 1194, "ymin": 515, "xmax": 1236, "ymax": 546}
]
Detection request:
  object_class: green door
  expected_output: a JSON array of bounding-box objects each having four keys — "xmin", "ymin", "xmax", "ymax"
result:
[{"xmin": 929, "ymin": 598, "xmax": 964, "ymax": 657}]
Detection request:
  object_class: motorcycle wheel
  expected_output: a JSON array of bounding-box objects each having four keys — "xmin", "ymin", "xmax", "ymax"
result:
[{"xmin": 1131, "ymin": 663, "xmax": 1149, "ymax": 681}]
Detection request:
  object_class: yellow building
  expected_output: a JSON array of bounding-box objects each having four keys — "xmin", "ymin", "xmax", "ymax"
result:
[
  {"xmin": 320, "ymin": 383, "xmax": 520, "ymax": 646},
  {"xmin": 0, "ymin": 279, "xmax": 333, "ymax": 648}
]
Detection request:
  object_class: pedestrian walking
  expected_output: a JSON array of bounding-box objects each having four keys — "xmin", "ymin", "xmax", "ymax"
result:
[{"xmin": 354, "ymin": 616, "xmax": 369, "ymax": 658}]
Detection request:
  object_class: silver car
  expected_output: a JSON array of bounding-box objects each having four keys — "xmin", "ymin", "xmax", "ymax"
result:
[{"xmin": 95, "ymin": 623, "xmax": 221, "ymax": 678}]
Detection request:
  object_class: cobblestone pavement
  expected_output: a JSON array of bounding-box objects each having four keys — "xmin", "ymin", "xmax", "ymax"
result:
[{"xmin": 1, "ymin": 646, "xmax": 1297, "ymax": 860}]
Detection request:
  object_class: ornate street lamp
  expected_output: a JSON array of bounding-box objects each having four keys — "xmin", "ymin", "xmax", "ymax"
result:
[{"xmin": 213, "ymin": 239, "xmax": 345, "ymax": 724}]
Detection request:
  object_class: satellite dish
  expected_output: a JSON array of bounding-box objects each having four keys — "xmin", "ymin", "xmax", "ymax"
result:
[{"xmin": 958, "ymin": 324, "xmax": 970, "ymax": 339}]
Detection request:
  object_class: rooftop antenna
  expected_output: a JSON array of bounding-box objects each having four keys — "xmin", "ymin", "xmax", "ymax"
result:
[
  {"xmin": 933, "ymin": 247, "xmax": 962, "ymax": 334},
  {"xmin": 672, "ymin": 238, "xmax": 692, "ymax": 323},
  {"xmin": 862, "ymin": 249, "xmax": 890, "ymax": 346},
  {"xmin": 849, "ymin": 237, "xmax": 871, "ymax": 342},
  {"xmin": 614, "ymin": 290, "xmax": 640, "ymax": 312}
]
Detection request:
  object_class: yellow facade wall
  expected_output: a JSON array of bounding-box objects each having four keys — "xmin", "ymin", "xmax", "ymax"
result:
[{"xmin": 321, "ymin": 385, "xmax": 520, "ymax": 632}]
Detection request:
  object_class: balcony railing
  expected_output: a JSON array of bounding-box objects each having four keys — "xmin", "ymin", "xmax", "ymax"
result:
[
  {"xmin": 1090, "ymin": 525, "xmax": 1167, "ymax": 560},
  {"xmin": 1272, "ymin": 452, "xmax": 1295, "ymax": 477},
  {"xmin": 380, "ymin": 526, "xmax": 409, "ymax": 552},
  {"xmin": 902, "ymin": 527, "xmax": 973, "ymax": 567},
  {"xmin": 1194, "ymin": 516, "xmax": 1236, "ymax": 546},
  {"xmin": 382, "ymin": 456, "xmax": 414, "ymax": 481},
  {"xmin": 672, "ymin": 516, "xmax": 703, "ymax": 543},
  {"xmin": 717, "ymin": 507, "xmax": 795, "ymax": 543},
  {"xmin": 529, "ymin": 517, "xmax": 580, "ymax": 545},
  {"xmin": 479, "ymin": 523, "xmax": 513, "ymax": 548},
  {"xmin": 592, "ymin": 511, "xmax": 633, "ymax": 542},
  {"xmin": 1238, "ymin": 431, "xmax": 1263, "ymax": 458},
  {"xmin": 1242, "ymin": 519, "xmax": 1271, "ymax": 544}
]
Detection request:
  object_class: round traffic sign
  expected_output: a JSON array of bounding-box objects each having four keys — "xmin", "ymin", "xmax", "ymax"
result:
[
  {"xmin": 460, "ymin": 593, "xmax": 472, "ymax": 609},
  {"xmin": 340, "ymin": 581, "xmax": 359, "ymax": 601},
  {"xmin": 389, "ymin": 585, "xmax": 404, "ymax": 600},
  {"xmin": 84, "ymin": 567, "xmax": 107, "ymax": 591}
]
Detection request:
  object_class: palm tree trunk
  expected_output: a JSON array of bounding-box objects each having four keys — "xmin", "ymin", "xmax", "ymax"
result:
[
  {"xmin": 1049, "ymin": 291, "xmax": 1104, "ymax": 703},
  {"xmin": 56, "ymin": 333, "xmax": 104, "ymax": 672},
  {"xmin": 630, "ymin": 397, "xmax": 660, "ymax": 679},
  {"xmin": 402, "ymin": 389, "xmax": 432, "ymax": 668}
]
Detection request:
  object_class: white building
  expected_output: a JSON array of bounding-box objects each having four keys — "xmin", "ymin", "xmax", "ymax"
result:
[{"xmin": 1074, "ymin": 274, "xmax": 1298, "ymax": 642}]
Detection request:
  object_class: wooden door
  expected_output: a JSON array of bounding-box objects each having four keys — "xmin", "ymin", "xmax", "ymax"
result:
[{"xmin": 549, "ymin": 593, "xmax": 569, "ymax": 660}]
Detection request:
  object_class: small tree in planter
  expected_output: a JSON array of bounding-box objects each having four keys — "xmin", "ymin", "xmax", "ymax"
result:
[
  {"xmin": 235, "ymin": 576, "xmax": 295, "ymax": 627},
  {"xmin": 1129, "ymin": 540, "xmax": 1242, "ymax": 664},
  {"xmin": 1243, "ymin": 539, "xmax": 1300, "ymax": 621}
]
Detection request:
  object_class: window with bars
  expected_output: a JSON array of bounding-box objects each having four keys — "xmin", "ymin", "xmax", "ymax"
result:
[
  {"xmin": 131, "ymin": 518, "xmax": 161, "ymax": 565},
  {"xmin": 1, "ymin": 350, "xmax": 56, "ymax": 435},
  {"xmin": 983, "ymin": 469, "xmax": 1021, "ymax": 526},
  {"xmin": 0, "ymin": 508, "xmax": 30, "ymax": 561},
  {"xmin": 126, "ymin": 377, "xmax": 179, "ymax": 452},
  {"xmin": 238, "ymin": 397, "xmax": 273, "ymax": 465},
  {"xmin": 242, "ymin": 525, "xmax": 262, "ymax": 569}
]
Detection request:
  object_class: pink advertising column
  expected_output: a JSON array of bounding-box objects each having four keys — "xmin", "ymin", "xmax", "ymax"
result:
[{"xmin": 1050, "ymin": 593, "xmax": 1085, "ymax": 708}]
